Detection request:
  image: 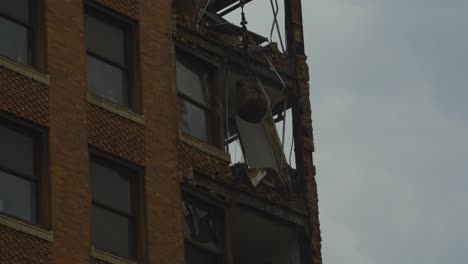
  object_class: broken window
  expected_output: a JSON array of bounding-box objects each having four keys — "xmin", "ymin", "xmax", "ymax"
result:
[
  {"xmin": 182, "ymin": 194, "xmax": 224, "ymax": 264},
  {"xmin": 227, "ymin": 135, "xmax": 245, "ymax": 165},
  {"xmin": 176, "ymin": 52, "xmax": 214, "ymax": 144},
  {"xmin": 181, "ymin": 187, "xmax": 307, "ymax": 264}
]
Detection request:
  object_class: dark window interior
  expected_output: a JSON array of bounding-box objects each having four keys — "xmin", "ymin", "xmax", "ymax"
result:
[
  {"xmin": 176, "ymin": 54, "xmax": 214, "ymax": 144},
  {"xmin": 91, "ymin": 156, "xmax": 136, "ymax": 258},
  {"xmin": 176, "ymin": 59, "xmax": 211, "ymax": 107},
  {"xmin": 91, "ymin": 160, "xmax": 133, "ymax": 214},
  {"xmin": 230, "ymin": 208, "xmax": 302, "ymax": 264},
  {"xmin": 0, "ymin": 0, "xmax": 31, "ymax": 64},
  {"xmin": 185, "ymin": 242, "xmax": 219, "ymax": 264},
  {"xmin": 178, "ymin": 97, "xmax": 211, "ymax": 143},
  {"xmin": 92, "ymin": 205, "xmax": 134, "ymax": 257},
  {"xmin": 0, "ymin": 125, "xmax": 35, "ymax": 177},
  {"xmin": 0, "ymin": 0, "xmax": 30, "ymax": 24},
  {"xmin": 0, "ymin": 122, "xmax": 38, "ymax": 223},
  {"xmin": 87, "ymin": 55, "xmax": 128, "ymax": 107},
  {"xmin": 182, "ymin": 194, "xmax": 224, "ymax": 264},
  {"xmin": 84, "ymin": 11, "xmax": 129, "ymax": 107},
  {"xmin": 85, "ymin": 14, "xmax": 125, "ymax": 65}
]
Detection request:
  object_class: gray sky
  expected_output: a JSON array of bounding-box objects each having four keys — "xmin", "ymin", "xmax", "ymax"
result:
[{"xmin": 226, "ymin": 0, "xmax": 468, "ymax": 263}]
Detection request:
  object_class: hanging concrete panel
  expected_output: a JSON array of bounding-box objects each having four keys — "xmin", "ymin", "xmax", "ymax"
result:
[{"xmin": 235, "ymin": 116, "xmax": 279, "ymax": 173}]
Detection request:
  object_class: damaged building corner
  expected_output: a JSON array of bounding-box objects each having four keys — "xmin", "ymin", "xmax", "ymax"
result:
[
  {"xmin": 174, "ymin": 0, "xmax": 322, "ymax": 263},
  {"xmin": 0, "ymin": 0, "xmax": 322, "ymax": 263}
]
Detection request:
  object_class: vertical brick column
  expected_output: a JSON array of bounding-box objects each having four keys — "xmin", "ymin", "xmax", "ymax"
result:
[
  {"xmin": 47, "ymin": 1, "xmax": 90, "ymax": 263},
  {"xmin": 296, "ymin": 55, "xmax": 322, "ymax": 264},
  {"xmin": 139, "ymin": 1, "xmax": 183, "ymax": 263},
  {"xmin": 285, "ymin": 0, "xmax": 323, "ymax": 263}
]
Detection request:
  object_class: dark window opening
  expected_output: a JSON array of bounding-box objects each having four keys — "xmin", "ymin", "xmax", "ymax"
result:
[
  {"xmin": 0, "ymin": 120, "xmax": 41, "ymax": 223},
  {"xmin": 0, "ymin": 0, "xmax": 32, "ymax": 65},
  {"xmin": 84, "ymin": 8, "xmax": 134, "ymax": 108},
  {"xmin": 176, "ymin": 53, "xmax": 214, "ymax": 144},
  {"xmin": 182, "ymin": 194, "xmax": 224, "ymax": 264},
  {"xmin": 229, "ymin": 208, "xmax": 302, "ymax": 264},
  {"xmin": 90, "ymin": 155, "xmax": 138, "ymax": 259}
]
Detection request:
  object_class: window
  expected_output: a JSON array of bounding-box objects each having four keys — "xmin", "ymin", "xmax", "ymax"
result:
[
  {"xmin": 84, "ymin": 8, "xmax": 135, "ymax": 108},
  {"xmin": 176, "ymin": 53, "xmax": 214, "ymax": 144},
  {"xmin": 90, "ymin": 155, "xmax": 139, "ymax": 258},
  {"xmin": 230, "ymin": 208, "xmax": 303, "ymax": 264},
  {"xmin": 0, "ymin": 118, "xmax": 44, "ymax": 223},
  {"xmin": 0, "ymin": 0, "xmax": 32, "ymax": 64},
  {"xmin": 182, "ymin": 194, "xmax": 225, "ymax": 264}
]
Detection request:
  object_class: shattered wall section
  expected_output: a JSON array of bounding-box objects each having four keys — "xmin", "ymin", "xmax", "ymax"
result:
[{"xmin": 173, "ymin": 0, "xmax": 322, "ymax": 263}]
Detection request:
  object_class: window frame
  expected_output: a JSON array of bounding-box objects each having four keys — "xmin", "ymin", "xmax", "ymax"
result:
[
  {"xmin": 89, "ymin": 148, "xmax": 145, "ymax": 261},
  {"xmin": 175, "ymin": 47, "xmax": 223, "ymax": 147},
  {"xmin": 181, "ymin": 187, "xmax": 227, "ymax": 264},
  {"xmin": 0, "ymin": 111, "xmax": 49, "ymax": 228},
  {"xmin": 84, "ymin": 1, "xmax": 140, "ymax": 112}
]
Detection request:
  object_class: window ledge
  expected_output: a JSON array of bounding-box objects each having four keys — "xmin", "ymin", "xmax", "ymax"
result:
[
  {"xmin": 179, "ymin": 131, "xmax": 231, "ymax": 162},
  {"xmin": 87, "ymin": 94, "xmax": 145, "ymax": 125},
  {"xmin": 0, "ymin": 56, "xmax": 49, "ymax": 85},
  {"xmin": 0, "ymin": 214, "xmax": 53, "ymax": 242},
  {"xmin": 91, "ymin": 247, "xmax": 137, "ymax": 264}
]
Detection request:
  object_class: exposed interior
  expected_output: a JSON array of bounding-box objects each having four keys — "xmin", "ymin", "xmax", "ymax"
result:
[{"xmin": 174, "ymin": 0, "xmax": 297, "ymax": 188}]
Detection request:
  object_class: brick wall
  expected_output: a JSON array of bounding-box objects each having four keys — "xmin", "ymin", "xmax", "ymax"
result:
[
  {"xmin": 177, "ymin": 141, "xmax": 231, "ymax": 180},
  {"xmin": 47, "ymin": 0, "xmax": 90, "ymax": 263},
  {"xmin": 0, "ymin": 0, "xmax": 321, "ymax": 264},
  {"xmin": 139, "ymin": 0, "xmax": 183, "ymax": 262},
  {"xmin": 1, "ymin": 0, "xmax": 179, "ymax": 263},
  {"xmin": 88, "ymin": 104, "xmax": 145, "ymax": 165},
  {"xmin": 0, "ymin": 66, "xmax": 48, "ymax": 126},
  {"xmin": 94, "ymin": 0, "xmax": 139, "ymax": 19},
  {"xmin": 0, "ymin": 225, "xmax": 52, "ymax": 264}
]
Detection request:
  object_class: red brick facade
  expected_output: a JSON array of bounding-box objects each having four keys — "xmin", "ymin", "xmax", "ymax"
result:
[
  {"xmin": 0, "ymin": 225, "xmax": 53, "ymax": 264},
  {"xmin": 0, "ymin": 0, "xmax": 320, "ymax": 263}
]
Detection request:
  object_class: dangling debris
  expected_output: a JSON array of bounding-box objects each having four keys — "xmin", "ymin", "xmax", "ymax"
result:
[{"xmin": 235, "ymin": 77, "xmax": 270, "ymax": 123}]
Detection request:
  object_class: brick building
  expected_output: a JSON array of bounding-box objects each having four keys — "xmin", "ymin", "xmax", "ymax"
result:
[{"xmin": 0, "ymin": 0, "xmax": 321, "ymax": 264}]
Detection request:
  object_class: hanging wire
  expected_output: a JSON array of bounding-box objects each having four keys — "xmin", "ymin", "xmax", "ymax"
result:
[
  {"xmin": 224, "ymin": 63, "xmax": 230, "ymax": 153},
  {"xmin": 246, "ymin": 35, "xmax": 286, "ymax": 94},
  {"xmin": 261, "ymin": 51, "xmax": 286, "ymax": 94},
  {"xmin": 234, "ymin": 138, "xmax": 238, "ymax": 163},
  {"xmin": 269, "ymin": 0, "xmax": 286, "ymax": 53},
  {"xmin": 278, "ymin": 94, "xmax": 289, "ymax": 186},
  {"xmin": 240, "ymin": 0, "xmax": 251, "ymax": 70},
  {"xmin": 289, "ymin": 128, "xmax": 295, "ymax": 166},
  {"xmin": 196, "ymin": 0, "xmax": 214, "ymax": 25}
]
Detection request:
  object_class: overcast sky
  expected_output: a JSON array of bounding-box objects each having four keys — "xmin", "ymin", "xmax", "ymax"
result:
[{"xmin": 227, "ymin": 0, "xmax": 468, "ymax": 263}]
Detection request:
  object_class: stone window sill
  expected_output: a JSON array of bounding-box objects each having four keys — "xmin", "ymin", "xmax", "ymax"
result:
[
  {"xmin": 0, "ymin": 56, "xmax": 49, "ymax": 85},
  {"xmin": 91, "ymin": 247, "xmax": 137, "ymax": 264},
  {"xmin": 179, "ymin": 131, "xmax": 231, "ymax": 162},
  {"xmin": 0, "ymin": 213, "xmax": 53, "ymax": 242},
  {"xmin": 87, "ymin": 94, "xmax": 145, "ymax": 125}
]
